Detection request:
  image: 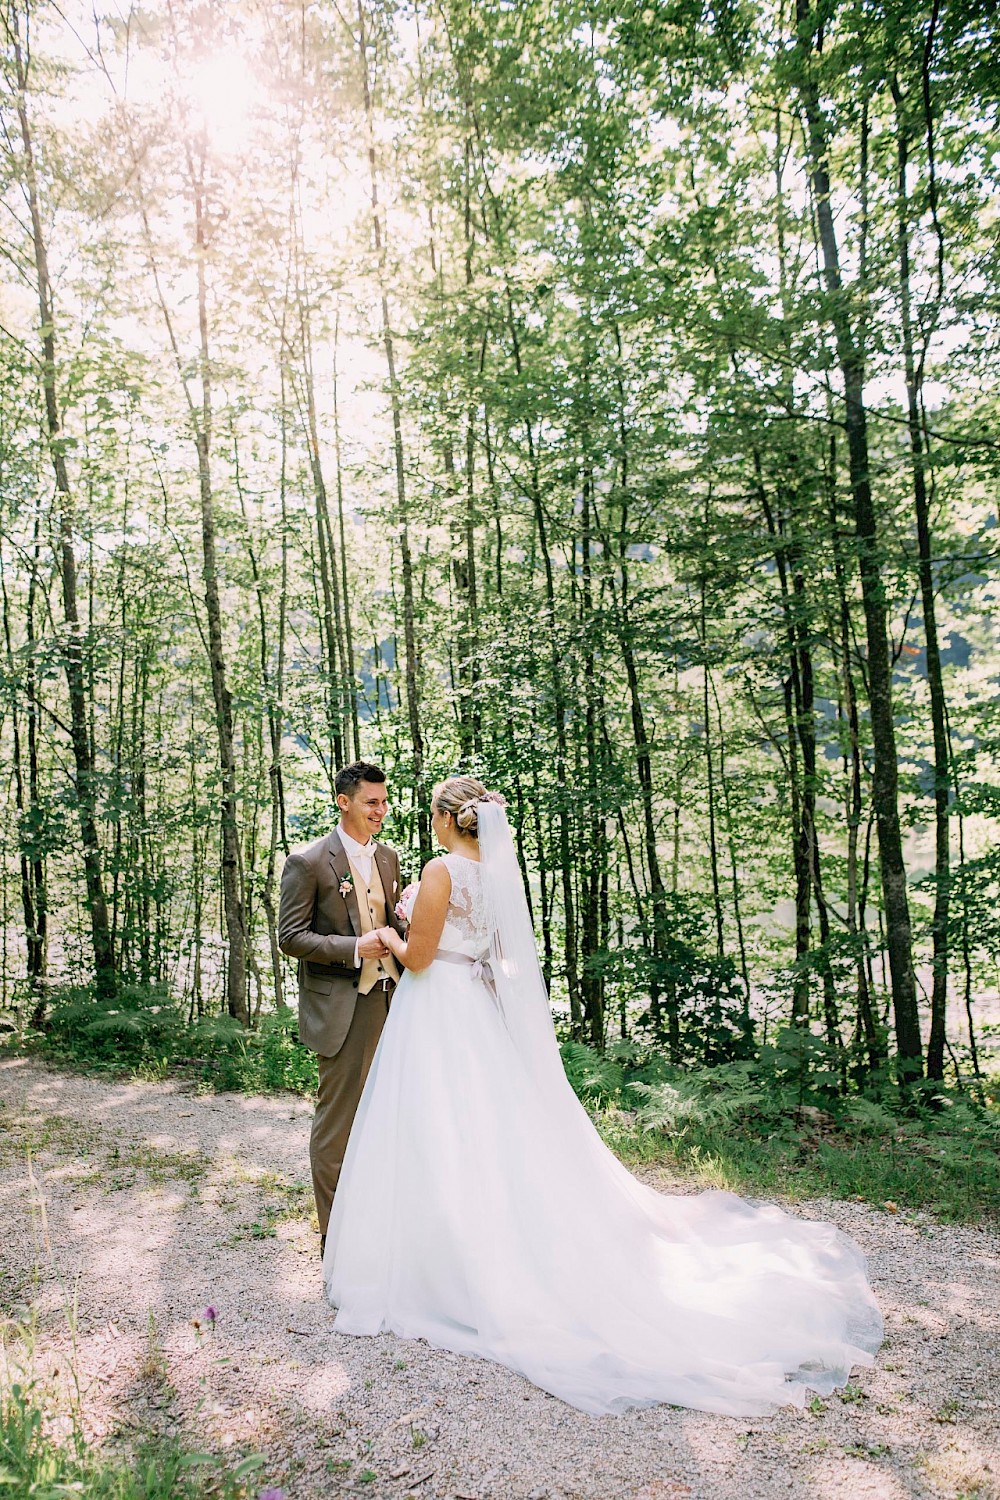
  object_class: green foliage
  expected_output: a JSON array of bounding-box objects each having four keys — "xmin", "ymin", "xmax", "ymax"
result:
[
  {"xmin": 591, "ymin": 895, "xmax": 756, "ymax": 1066},
  {"xmin": 628, "ymin": 1074, "xmax": 764, "ymax": 1135},
  {"xmin": 0, "ymin": 1377, "xmax": 268, "ymax": 1499},
  {"xmin": 559, "ymin": 1040, "xmax": 627, "ymax": 1106},
  {"xmin": 200, "ymin": 1007, "xmax": 318, "ymax": 1097},
  {"xmin": 40, "ymin": 984, "xmax": 187, "ymax": 1069},
  {"xmin": 19, "ymin": 988, "xmax": 318, "ymax": 1098},
  {"xmin": 562, "ymin": 1038, "xmax": 1000, "ymax": 1222}
]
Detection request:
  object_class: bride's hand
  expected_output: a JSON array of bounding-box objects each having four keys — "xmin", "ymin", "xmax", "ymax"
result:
[{"xmin": 377, "ymin": 925, "xmax": 408, "ymax": 967}]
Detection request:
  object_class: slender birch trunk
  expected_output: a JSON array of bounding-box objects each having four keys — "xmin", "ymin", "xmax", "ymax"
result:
[
  {"xmin": 355, "ymin": 0, "xmax": 430, "ymax": 855},
  {"xmin": 8, "ymin": 10, "xmax": 114, "ymax": 997},
  {"xmin": 794, "ymin": 1, "xmax": 921, "ymax": 1078}
]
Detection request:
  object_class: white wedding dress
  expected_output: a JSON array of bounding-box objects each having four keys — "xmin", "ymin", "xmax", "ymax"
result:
[{"xmin": 324, "ymin": 838, "xmax": 882, "ymax": 1417}]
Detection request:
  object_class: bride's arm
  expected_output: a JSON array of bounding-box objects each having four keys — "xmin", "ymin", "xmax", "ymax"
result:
[{"xmin": 378, "ymin": 858, "xmax": 451, "ymax": 973}]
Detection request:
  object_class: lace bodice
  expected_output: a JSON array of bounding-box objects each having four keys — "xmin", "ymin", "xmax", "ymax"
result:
[{"xmin": 438, "ymin": 853, "xmax": 490, "ymax": 959}]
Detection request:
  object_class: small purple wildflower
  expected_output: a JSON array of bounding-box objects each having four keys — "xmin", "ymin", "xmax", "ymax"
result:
[
  {"xmin": 203, "ymin": 1305, "xmax": 217, "ymax": 1325},
  {"xmin": 259, "ymin": 1489, "xmax": 286, "ymax": 1500}
]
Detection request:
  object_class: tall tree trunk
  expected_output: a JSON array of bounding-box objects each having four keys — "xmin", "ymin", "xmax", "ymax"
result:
[
  {"xmin": 0, "ymin": 524, "xmax": 47, "ymax": 1007},
  {"xmin": 710, "ymin": 677, "xmax": 751, "ymax": 1011},
  {"xmin": 233, "ymin": 425, "xmax": 285, "ymax": 1014},
  {"xmin": 698, "ymin": 511, "xmax": 725, "ymax": 958},
  {"xmin": 791, "ymin": 562, "xmax": 842, "ymax": 1056},
  {"xmin": 356, "ymin": 0, "xmax": 430, "ymax": 856},
  {"xmin": 580, "ymin": 462, "xmax": 605, "ymax": 1048},
  {"xmin": 597, "ymin": 328, "xmax": 671, "ymax": 1043},
  {"xmin": 946, "ymin": 709, "xmax": 980, "ymax": 1082},
  {"xmin": 10, "ymin": 16, "xmax": 114, "ymax": 997},
  {"xmin": 24, "ymin": 510, "xmax": 48, "ymax": 1016},
  {"xmin": 332, "ymin": 308, "xmax": 361, "ymax": 762},
  {"xmin": 755, "ymin": 465, "xmax": 811, "ymax": 1023},
  {"xmin": 794, "ymin": 2, "xmax": 922, "ymax": 1079},
  {"xmin": 298, "ymin": 289, "xmax": 349, "ymax": 772},
  {"xmin": 825, "ymin": 435, "xmax": 883, "ymax": 1072},
  {"xmin": 890, "ymin": 75, "xmax": 950, "ymax": 1081},
  {"xmin": 493, "ymin": 269, "xmax": 580, "ymax": 1025},
  {"xmin": 188, "ymin": 144, "xmax": 248, "ymax": 1024},
  {"xmin": 461, "ymin": 144, "xmax": 482, "ymax": 756}
]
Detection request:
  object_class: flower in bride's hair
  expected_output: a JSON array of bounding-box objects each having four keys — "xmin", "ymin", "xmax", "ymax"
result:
[{"xmin": 480, "ymin": 790, "xmax": 508, "ymax": 807}]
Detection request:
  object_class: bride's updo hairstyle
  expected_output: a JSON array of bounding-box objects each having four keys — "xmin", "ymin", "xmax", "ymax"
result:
[{"xmin": 433, "ymin": 776, "xmax": 506, "ymax": 838}]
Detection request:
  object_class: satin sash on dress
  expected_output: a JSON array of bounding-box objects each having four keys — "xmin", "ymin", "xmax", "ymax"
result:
[{"xmin": 435, "ymin": 948, "xmax": 498, "ymax": 1001}]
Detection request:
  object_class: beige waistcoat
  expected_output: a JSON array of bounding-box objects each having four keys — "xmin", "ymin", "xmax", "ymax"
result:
[{"xmin": 348, "ymin": 855, "xmax": 402, "ymax": 993}]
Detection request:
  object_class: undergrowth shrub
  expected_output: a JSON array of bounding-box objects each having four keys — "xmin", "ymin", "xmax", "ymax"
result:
[
  {"xmin": 16, "ymin": 985, "xmax": 318, "ymax": 1097},
  {"xmin": 588, "ymin": 897, "xmax": 756, "ymax": 1067},
  {"xmin": 40, "ymin": 984, "xmax": 187, "ymax": 1069},
  {"xmin": 560, "ymin": 1031, "xmax": 1000, "ymax": 1220},
  {"xmin": 196, "ymin": 1007, "xmax": 318, "ymax": 1095}
]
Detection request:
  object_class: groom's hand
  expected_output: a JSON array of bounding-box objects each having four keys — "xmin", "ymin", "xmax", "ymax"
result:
[{"xmin": 357, "ymin": 931, "xmax": 389, "ymax": 960}]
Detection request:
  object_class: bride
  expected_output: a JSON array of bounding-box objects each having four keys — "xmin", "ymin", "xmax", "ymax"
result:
[{"xmin": 322, "ymin": 776, "xmax": 883, "ymax": 1416}]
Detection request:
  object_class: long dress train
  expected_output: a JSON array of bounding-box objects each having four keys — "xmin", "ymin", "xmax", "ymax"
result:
[{"xmin": 323, "ymin": 852, "xmax": 882, "ymax": 1417}]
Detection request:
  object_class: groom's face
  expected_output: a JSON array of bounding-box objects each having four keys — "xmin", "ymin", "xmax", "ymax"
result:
[{"xmin": 338, "ymin": 780, "xmax": 389, "ymax": 843}]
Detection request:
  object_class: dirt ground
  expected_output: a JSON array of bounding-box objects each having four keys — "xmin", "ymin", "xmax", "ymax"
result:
[{"xmin": 1, "ymin": 1056, "xmax": 997, "ymax": 1500}]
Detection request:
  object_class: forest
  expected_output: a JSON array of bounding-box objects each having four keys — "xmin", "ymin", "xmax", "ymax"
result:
[{"xmin": 2, "ymin": 0, "xmax": 999, "ymax": 1096}]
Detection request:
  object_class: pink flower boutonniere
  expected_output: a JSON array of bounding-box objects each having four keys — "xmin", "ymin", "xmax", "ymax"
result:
[{"xmin": 339, "ymin": 875, "xmax": 353, "ymax": 897}]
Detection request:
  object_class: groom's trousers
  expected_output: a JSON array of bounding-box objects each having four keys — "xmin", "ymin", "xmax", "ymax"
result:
[{"xmin": 311, "ymin": 985, "xmax": 391, "ymax": 1234}]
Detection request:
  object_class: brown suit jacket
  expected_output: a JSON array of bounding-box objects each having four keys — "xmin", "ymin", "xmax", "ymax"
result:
[{"xmin": 277, "ymin": 829, "xmax": 405, "ymax": 1057}]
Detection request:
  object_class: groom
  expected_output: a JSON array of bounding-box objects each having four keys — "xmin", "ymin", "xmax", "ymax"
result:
[{"xmin": 278, "ymin": 761, "xmax": 405, "ymax": 1255}]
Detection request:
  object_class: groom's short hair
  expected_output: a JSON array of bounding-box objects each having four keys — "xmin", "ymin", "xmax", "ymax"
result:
[{"xmin": 336, "ymin": 760, "xmax": 386, "ymax": 799}]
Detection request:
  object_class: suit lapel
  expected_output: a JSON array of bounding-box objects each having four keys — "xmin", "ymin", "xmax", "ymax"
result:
[
  {"xmin": 375, "ymin": 843, "xmax": 397, "ymax": 896},
  {"xmin": 375, "ymin": 844, "xmax": 403, "ymax": 932},
  {"xmin": 329, "ymin": 829, "xmax": 362, "ymax": 938}
]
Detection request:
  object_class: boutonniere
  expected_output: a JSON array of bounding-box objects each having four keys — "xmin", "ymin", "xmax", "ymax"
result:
[{"xmin": 339, "ymin": 874, "xmax": 353, "ymax": 897}]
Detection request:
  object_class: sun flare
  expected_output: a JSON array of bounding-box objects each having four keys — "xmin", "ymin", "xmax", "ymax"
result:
[{"xmin": 180, "ymin": 51, "xmax": 261, "ymax": 151}]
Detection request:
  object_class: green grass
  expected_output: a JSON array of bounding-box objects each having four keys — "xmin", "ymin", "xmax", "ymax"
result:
[
  {"xmin": 224, "ymin": 1170, "xmax": 314, "ymax": 1243},
  {"xmin": 599, "ymin": 1105, "xmax": 1000, "ymax": 1222},
  {"xmin": 0, "ymin": 1377, "xmax": 271, "ymax": 1499},
  {"xmin": 0, "ymin": 1106, "xmax": 210, "ymax": 1192},
  {"xmin": 559, "ymin": 1030, "xmax": 1000, "ymax": 1224},
  {"xmin": 0, "ymin": 1107, "xmax": 104, "ymax": 1168},
  {"xmin": 1, "ymin": 1301, "xmax": 281, "ymax": 1500}
]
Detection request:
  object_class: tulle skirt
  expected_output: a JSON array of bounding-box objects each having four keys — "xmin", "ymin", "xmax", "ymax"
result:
[{"xmin": 323, "ymin": 957, "xmax": 883, "ymax": 1416}]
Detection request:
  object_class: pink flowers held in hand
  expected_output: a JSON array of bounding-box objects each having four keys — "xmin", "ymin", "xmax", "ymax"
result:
[{"xmin": 395, "ymin": 882, "xmax": 419, "ymax": 925}]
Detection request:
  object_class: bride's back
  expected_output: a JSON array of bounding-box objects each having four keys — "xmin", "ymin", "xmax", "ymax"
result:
[{"xmin": 438, "ymin": 852, "xmax": 489, "ymax": 958}]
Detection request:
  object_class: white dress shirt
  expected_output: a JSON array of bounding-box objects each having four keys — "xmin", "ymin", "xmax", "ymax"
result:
[
  {"xmin": 339, "ymin": 826, "xmax": 376, "ymax": 967},
  {"xmin": 339, "ymin": 825, "xmax": 375, "ymax": 881}
]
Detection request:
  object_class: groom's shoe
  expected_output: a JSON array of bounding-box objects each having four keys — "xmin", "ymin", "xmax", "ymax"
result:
[{"xmin": 320, "ymin": 1233, "xmax": 326, "ymax": 1261}]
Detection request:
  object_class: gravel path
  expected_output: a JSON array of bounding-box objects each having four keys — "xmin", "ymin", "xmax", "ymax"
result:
[{"xmin": 1, "ymin": 1056, "xmax": 997, "ymax": 1500}]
